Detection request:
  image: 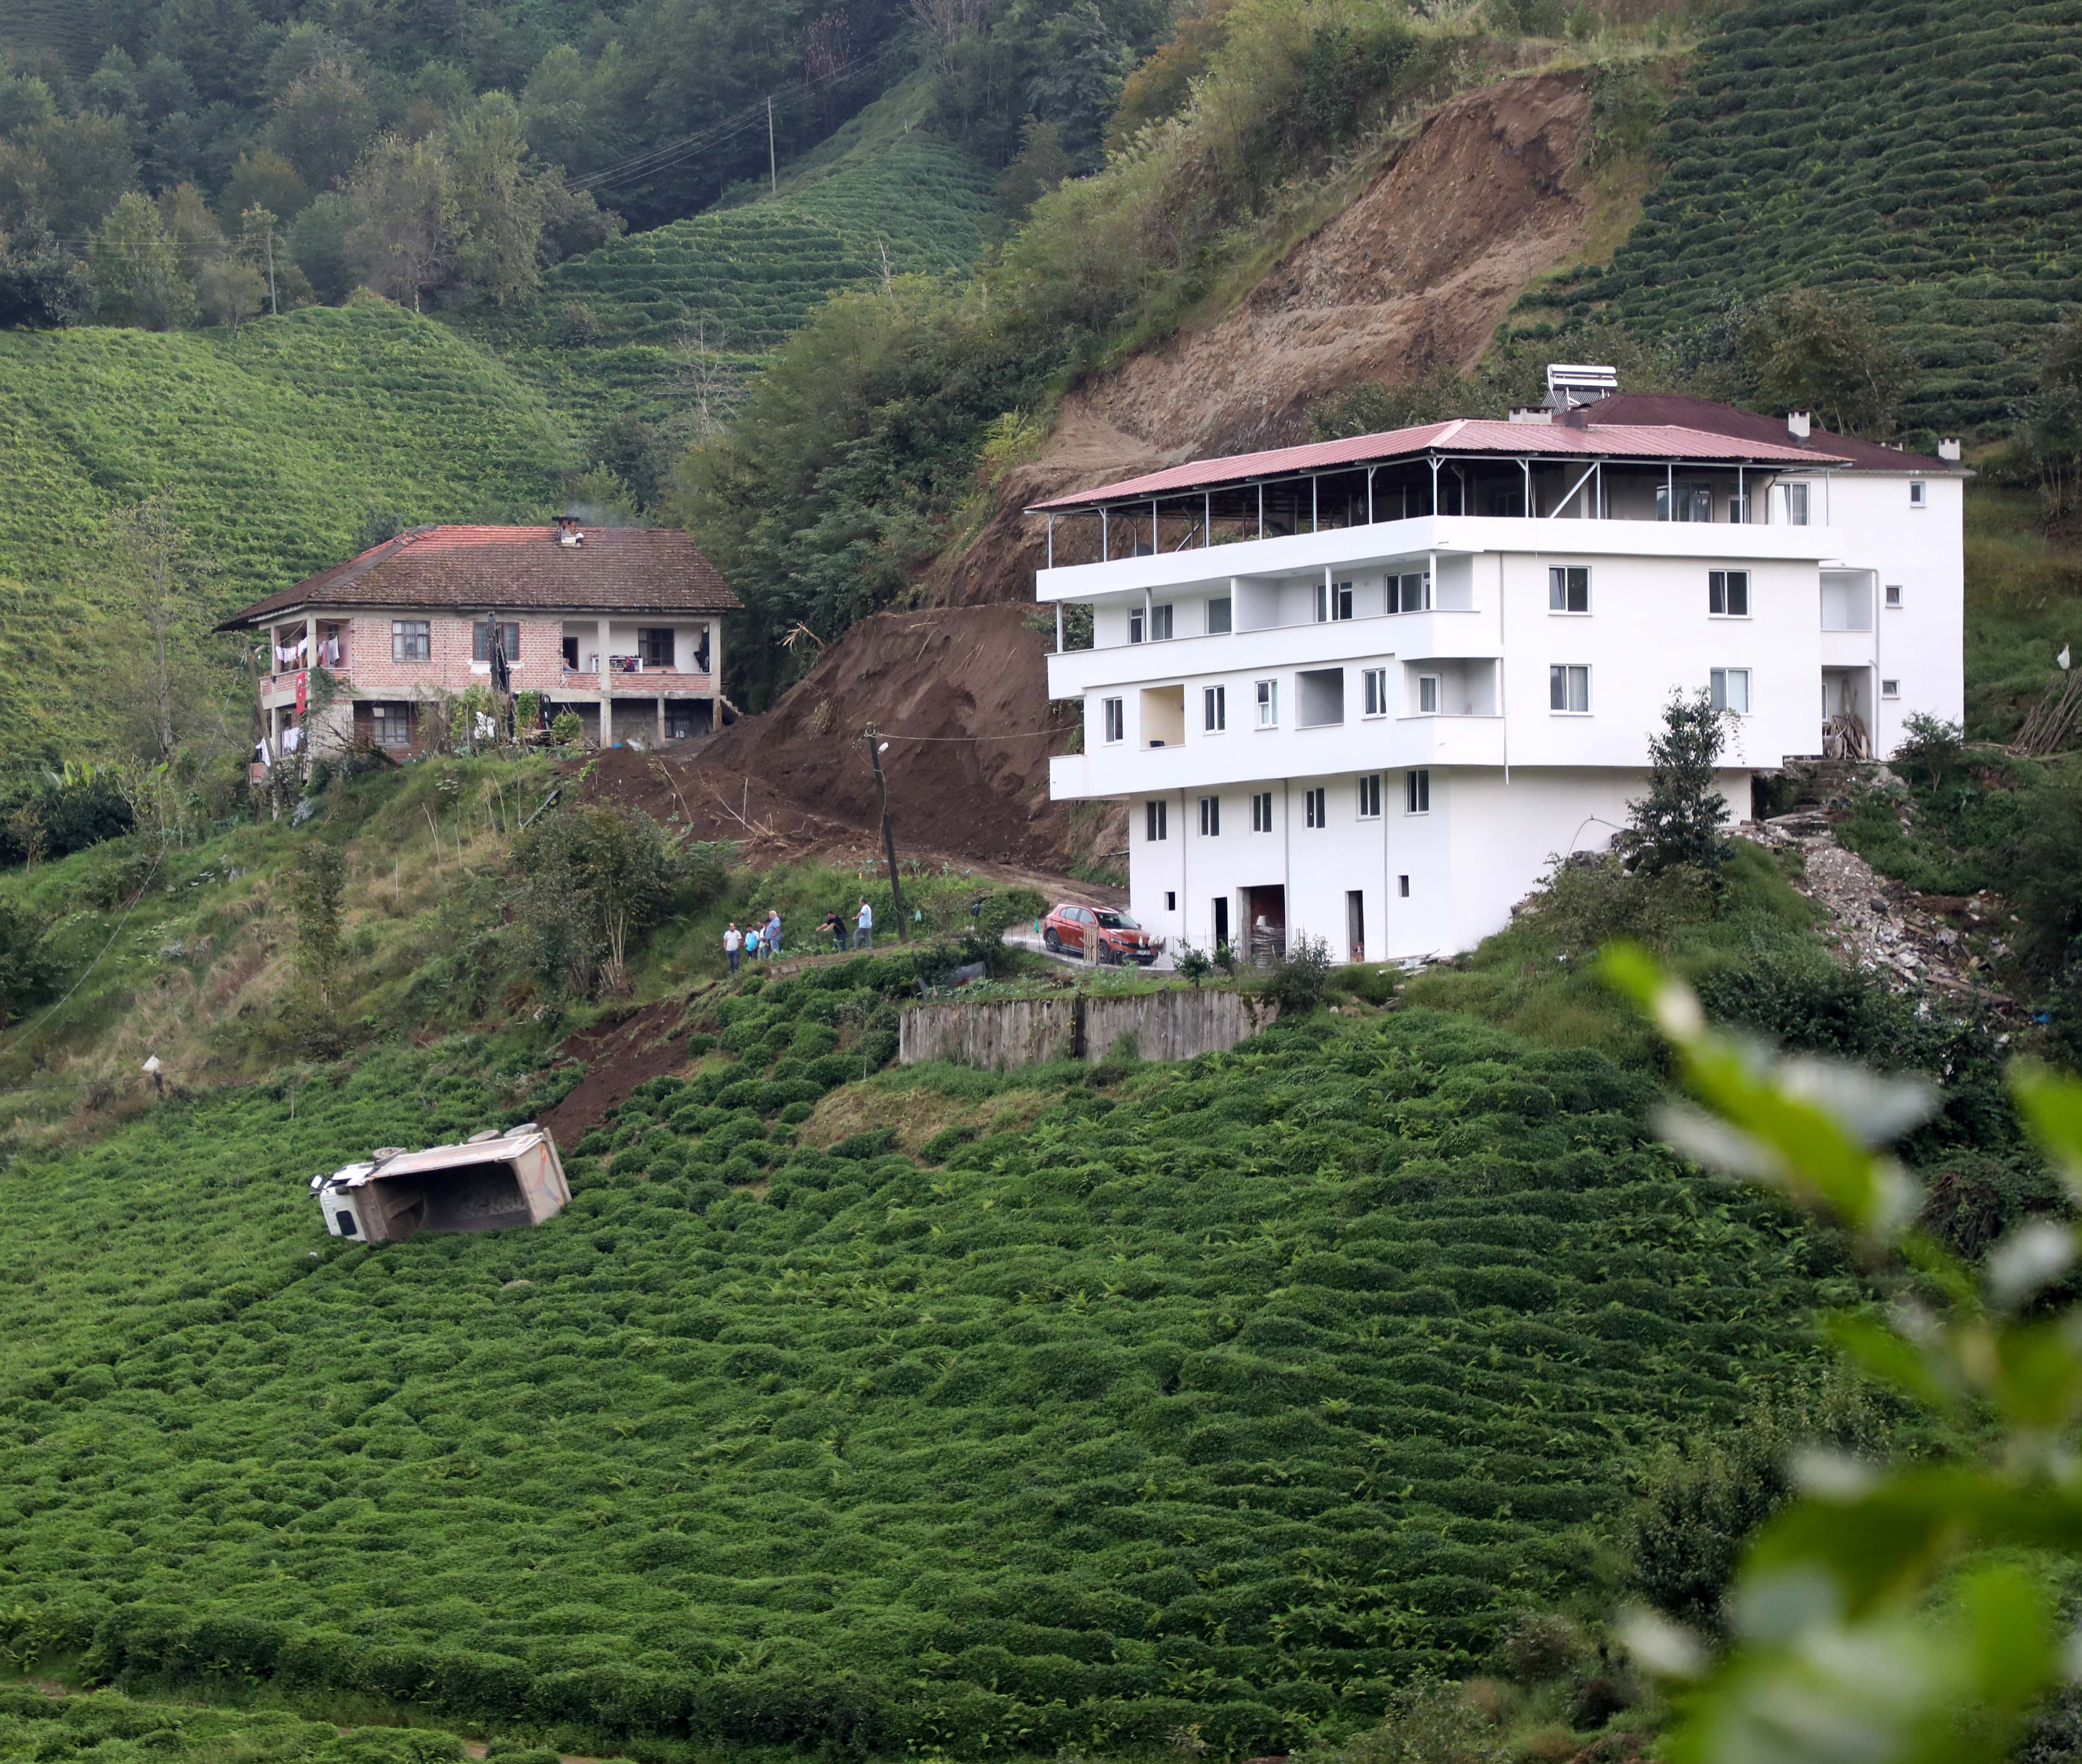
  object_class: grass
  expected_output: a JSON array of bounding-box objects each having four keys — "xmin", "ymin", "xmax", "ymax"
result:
[{"xmin": 0, "ymin": 992, "xmax": 1853, "ymax": 1757}]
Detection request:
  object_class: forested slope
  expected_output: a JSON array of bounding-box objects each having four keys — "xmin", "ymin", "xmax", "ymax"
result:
[
  {"xmin": 0, "ymin": 303, "xmax": 568, "ymax": 763},
  {"xmin": 1574, "ymin": 0, "xmax": 2082, "ymax": 435},
  {"xmin": 0, "ymin": 993, "xmax": 1850, "ymax": 1755}
]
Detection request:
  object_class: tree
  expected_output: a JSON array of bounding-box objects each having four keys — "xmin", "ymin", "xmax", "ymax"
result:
[
  {"xmin": 196, "ymin": 255, "xmax": 265, "ymax": 330},
  {"xmin": 348, "ymin": 133, "xmax": 452, "ymax": 310},
  {"xmin": 512, "ymin": 804, "xmax": 680, "ymax": 998},
  {"xmin": 221, "ymin": 149, "xmax": 311, "ymax": 222},
  {"xmin": 1739, "ymin": 285, "xmax": 1910, "ymax": 439},
  {"xmin": 289, "ymin": 192, "xmax": 358, "ymax": 303},
  {"xmin": 267, "ymin": 55, "xmax": 377, "ymax": 192},
  {"xmin": 91, "ymin": 192, "xmax": 193, "ymax": 330},
  {"xmin": 444, "ymin": 94, "xmax": 548, "ymax": 306},
  {"xmin": 2022, "ymin": 310, "xmax": 2082, "ymax": 520},
  {"xmin": 593, "ymin": 413, "xmax": 669, "ymax": 508},
  {"xmin": 1624, "ymin": 688, "xmax": 1732, "ymax": 874},
  {"xmin": 0, "ymin": 901, "xmax": 57, "ymax": 1030},
  {"xmin": 104, "ymin": 498, "xmax": 211, "ymax": 762},
  {"xmin": 157, "ymin": 182, "xmax": 225, "ymax": 283},
  {"xmin": 23, "ymin": 113, "xmax": 139, "ymax": 241},
  {"xmin": 0, "ymin": 230, "xmax": 92, "ymax": 328}
]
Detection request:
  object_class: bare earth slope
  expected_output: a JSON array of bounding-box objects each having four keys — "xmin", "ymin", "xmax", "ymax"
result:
[
  {"xmin": 702, "ymin": 71, "xmax": 1594, "ymax": 872},
  {"xmin": 939, "ymin": 68, "xmax": 1594, "ymax": 608}
]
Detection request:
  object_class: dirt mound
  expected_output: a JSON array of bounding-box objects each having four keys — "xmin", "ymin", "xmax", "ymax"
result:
[
  {"xmin": 934, "ymin": 69, "xmax": 1594, "ymax": 607},
  {"xmin": 538, "ymin": 996, "xmax": 704, "ymax": 1142}
]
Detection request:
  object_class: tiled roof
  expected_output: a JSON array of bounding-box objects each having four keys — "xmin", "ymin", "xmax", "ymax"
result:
[
  {"xmin": 1560, "ymin": 393, "xmax": 1960, "ymax": 472},
  {"xmin": 1024, "ymin": 417, "xmax": 1855, "ymax": 512},
  {"xmin": 217, "ymin": 526, "xmax": 741, "ymax": 630}
]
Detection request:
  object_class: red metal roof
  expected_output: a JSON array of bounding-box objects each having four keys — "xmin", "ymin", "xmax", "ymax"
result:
[
  {"xmin": 1025, "ymin": 417, "xmax": 1855, "ymax": 512},
  {"xmin": 1562, "ymin": 392, "xmax": 1959, "ymax": 472},
  {"xmin": 217, "ymin": 525, "xmax": 741, "ymax": 630}
]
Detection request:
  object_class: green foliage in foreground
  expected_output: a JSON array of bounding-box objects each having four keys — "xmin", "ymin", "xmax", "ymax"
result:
[
  {"xmin": 1607, "ymin": 949, "xmax": 2082, "ymax": 1764},
  {"xmin": 0, "ymin": 1000, "xmax": 1852, "ymax": 1756},
  {"xmin": 0, "ymin": 1686, "xmax": 473, "ymax": 1762},
  {"xmin": 0, "ymin": 303, "xmax": 569, "ymax": 766}
]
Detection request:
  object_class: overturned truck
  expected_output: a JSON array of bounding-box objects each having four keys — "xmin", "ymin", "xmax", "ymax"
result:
[{"xmin": 311, "ymin": 1125, "xmax": 570, "ymax": 1243}]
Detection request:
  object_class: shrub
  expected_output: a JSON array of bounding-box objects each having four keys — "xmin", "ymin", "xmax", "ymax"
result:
[
  {"xmin": 1263, "ymin": 933, "xmax": 1334, "ymax": 1014},
  {"xmin": 1624, "ymin": 689, "xmax": 1732, "ymax": 874}
]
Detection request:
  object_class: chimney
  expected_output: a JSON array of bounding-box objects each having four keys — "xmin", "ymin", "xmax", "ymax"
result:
[
  {"xmin": 1508, "ymin": 408, "xmax": 1553, "ymax": 424},
  {"xmin": 1938, "ymin": 438, "xmax": 1962, "ymax": 462},
  {"xmin": 553, "ymin": 513, "xmax": 584, "ymax": 546},
  {"xmin": 1786, "ymin": 412, "xmax": 1811, "ymax": 441}
]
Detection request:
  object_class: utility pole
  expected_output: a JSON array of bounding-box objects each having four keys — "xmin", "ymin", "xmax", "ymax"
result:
[
  {"xmin": 767, "ymin": 96, "xmax": 777, "ymax": 195},
  {"xmin": 264, "ymin": 222, "xmax": 277, "ymax": 316},
  {"xmin": 864, "ymin": 724, "xmax": 905, "ymax": 939}
]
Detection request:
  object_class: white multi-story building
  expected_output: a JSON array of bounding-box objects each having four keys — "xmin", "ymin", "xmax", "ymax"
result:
[{"xmin": 1031, "ymin": 376, "xmax": 1966, "ymax": 964}]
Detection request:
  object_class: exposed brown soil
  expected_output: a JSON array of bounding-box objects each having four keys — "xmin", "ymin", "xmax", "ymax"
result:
[
  {"xmin": 537, "ymin": 995, "xmax": 707, "ymax": 1142},
  {"xmin": 936, "ymin": 68, "xmax": 1596, "ymax": 607}
]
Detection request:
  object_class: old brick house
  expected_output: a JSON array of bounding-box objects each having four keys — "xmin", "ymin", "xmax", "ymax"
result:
[{"xmin": 218, "ymin": 519, "xmax": 741, "ymax": 760}]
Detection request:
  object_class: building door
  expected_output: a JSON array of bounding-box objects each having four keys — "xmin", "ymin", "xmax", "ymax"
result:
[
  {"xmin": 1245, "ymin": 885, "xmax": 1286, "ymax": 962},
  {"xmin": 1212, "ymin": 895, "xmax": 1230, "ymax": 954},
  {"xmin": 1346, "ymin": 890, "xmax": 1365, "ymax": 962}
]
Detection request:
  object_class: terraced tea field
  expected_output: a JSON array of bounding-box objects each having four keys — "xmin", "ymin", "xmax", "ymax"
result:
[{"xmin": 0, "ymin": 976, "xmax": 1852, "ymax": 1756}]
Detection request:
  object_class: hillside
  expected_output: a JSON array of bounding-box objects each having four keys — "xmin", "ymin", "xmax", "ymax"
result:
[
  {"xmin": 0, "ymin": 303, "xmax": 570, "ymax": 764},
  {"xmin": 1566, "ymin": 0, "xmax": 2082, "ymax": 436},
  {"xmin": 0, "ymin": 985, "xmax": 1850, "ymax": 1755}
]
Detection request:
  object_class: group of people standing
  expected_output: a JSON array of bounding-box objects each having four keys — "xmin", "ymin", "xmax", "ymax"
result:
[{"xmin": 724, "ymin": 898, "xmax": 874, "ymax": 975}]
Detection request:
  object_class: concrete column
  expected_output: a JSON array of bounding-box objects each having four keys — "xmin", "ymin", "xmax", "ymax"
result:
[
  {"xmin": 656, "ymin": 695, "xmax": 666, "ymax": 746},
  {"xmin": 597, "ymin": 616, "xmax": 611, "ymax": 746},
  {"xmin": 711, "ymin": 618, "xmax": 724, "ymax": 725}
]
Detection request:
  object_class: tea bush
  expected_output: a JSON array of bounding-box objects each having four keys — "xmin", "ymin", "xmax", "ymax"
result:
[{"xmin": 0, "ymin": 995, "xmax": 1855, "ymax": 1753}]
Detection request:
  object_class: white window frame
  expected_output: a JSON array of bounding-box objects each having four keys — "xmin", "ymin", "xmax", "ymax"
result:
[
  {"xmin": 1709, "ymin": 666, "xmax": 1752, "ymax": 715},
  {"xmin": 1362, "ymin": 667, "xmax": 1388, "ymax": 718},
  {"xmin": 391, "ymin": 619, "xmax": 430, "ymax": 663},
  {"xmin": 1881, "ymin": 678, "xmax": 1901, "ymax": 699},
  {"xmin": 1708, "ymin": 569, "xmax": 1751, "ymax": 618},
  {"xmin": 1416, "ymin": 673, "xmax": 1440, "ymax": 715},
  {"xmin": 1206, "ymin": 596, "xmax": 1232, "ymax": 635},
  {"xmin": 1547, "ymin": 566, "xmax": 1591, "ymax": 614},
  {"xmin": 1549, "ymin": 664, "xmax": 1590, "ymax": 716},
  {"xmin": 1101, "ymin": 697, "xmax": 1124, "ymax": 744},
  {"xmin": 1251, "ymin": 791, "xmax": 1274, "ymax": 833},
  {"xmin": 1315, "ymin": 580, "xmax": 1354, "ymax": 623},
  {"xmin": 1787, "ymin": 483, "xmax": 1811, "ymax": 527},
  {"xmin": 1304, "ymin": 786, "xmax": 1327, "ymax": 828},
  {"xmin": 1149, "ymin": 603, "xmax": 1174, "ymax": 641},
  {"xmin": 1357, "ymin": 774, "xmax": 1381, "ymax": 820},
  {"xmin": 1908, "ymin": 480, "xmax": 1927, "ymax": 508},
  {"xmin": 1404, "ymin": 769, "xmax": 1430, "ymax": 815},
  {"xmin": 1199, "ymin": 795, "xmax": 1220, "ymax": 836},
  {"xmin": 1255, "ymin": 679, "xmax": 1278, "ymax": 728},
  {"xmin": 1885, "ymin": 583, "xmax": 1903, "ymax": 609},
  {"xmin": 1145, "ymin": 799, "xmax": 1167, "ymax": 842},
  {"xmin": 1389, "ymin": 570, "xmax": 1431, "ymax": 614},
  {"xmin": 1203, "ymin": 684, "xmax": 1226, "ymax": 732}
]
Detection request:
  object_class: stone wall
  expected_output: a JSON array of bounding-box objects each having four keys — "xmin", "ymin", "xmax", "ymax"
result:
[{"xmin": 899, "ymin": 987, "xmax": 1273, "ymax": 1070}]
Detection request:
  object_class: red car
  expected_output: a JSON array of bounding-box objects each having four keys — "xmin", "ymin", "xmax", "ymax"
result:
[{"xmin": 1042, "ymin": 903, "xmax": 1158, "ymax": 965}]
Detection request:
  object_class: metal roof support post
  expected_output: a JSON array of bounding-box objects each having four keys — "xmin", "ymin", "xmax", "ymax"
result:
[
  {"xmin": 1367, "ymin": 467, "xmax": 1376, "ymax": 525},
  {"xmin": 1665, "ymin": 462, "xmax": 1673, "ymax": 520},
  {"xmin": 1047, "ymin": 514, "xmax": 1055, "ymax": 568},
  {"xmin": 1521, "ymin": 458, "xmax": 1531, "ymax": 516},
  {"xmin": 1594, "ymin": 460, "xmax": 1602, "ymax": 518},
  {"xmin": 1312, "ymin": 475, "xmax": 1319, "ymax": 533},
  {"xmin": 1102, "ymin": 507, "xmax": 1109, "ymax": 561},
  {"xmin": 1204, "ymin": 491, "xmax": 1211, "ymax": 547},
  {"xmin": 1152, "ymin": 497, "xmax": 1159, "ymax": 553},
  {"xmin": 1736, "ymin": 465, "xmax": 1744, "ymax": 524},
  {"xmin": 1430, "ymin": 456, "xmax": 1441, "ymax": 517},
  {"xmin": 1258, "ymin": 483, "xmax": 1264, "ymax": 540}
]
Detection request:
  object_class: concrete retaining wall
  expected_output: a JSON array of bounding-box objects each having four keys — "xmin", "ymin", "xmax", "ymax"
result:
[{"xmin": 899, "ymin": 987, "xmax": 1272, "ymax": 1070}]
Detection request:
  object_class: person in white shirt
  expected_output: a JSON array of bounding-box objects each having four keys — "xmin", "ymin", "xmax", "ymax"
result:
[
  {"xmin": 724, "ymin": 922, "xmax": 743, "ymax": 975},
  {"xmin": 856, "ymin": 897, "xmax": 873, "ymax": 949}
]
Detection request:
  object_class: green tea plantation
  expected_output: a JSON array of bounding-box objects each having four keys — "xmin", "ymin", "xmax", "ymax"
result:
[
  {"xmin": 0, "ymin": 303, "xmax": 570, "ymax": 763},
  {"xmin": 0, "ymin": 964, "xmax": 1856, "ymax": 1758},
  {"xmin": 1579, "ymin": 0, "xmax": 2082, "ymax": 434}
]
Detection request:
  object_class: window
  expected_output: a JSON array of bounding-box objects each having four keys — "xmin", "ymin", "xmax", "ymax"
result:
[
  {"xmin": 1398, "ymin": 874, "xmax": 1410, "ymax": 898},
  {"xmin": 561, "ymin": 635, "xmax": 580, "ymax": 668},
  {"xmin": 1363, "ymin": 668, "xmax": 1388, "ymax": 717},
  {"xmin": 1357, "ymin": 774, "xmax": 1382, "ymax": 819},
  {"xmin": 1548, "ymin": 566, "xmax": 1590, "ymax": 613},
  {"xmin": 1709, "ymin": 569, "xmax": 1750, "ymax": 617},
  {"xmin": 1255, "ymin": 679, "xmax": 1277, "ymax": 727},
  {"xmin": 390, "ymin": 619, "xmax": 430, "ymax": 663},
  {"xmin": 1203, "ymin": 684, "xmax": 1226, "ymax": 731},
  {"xmin": 1101, "ymin": 697, "xmax": 1124, "ymax": 744},
  {"xmin": 370, "ymin": 702, "xmax": 413, "ymax": 749},
  {"xmin": 1304, "ymin": 787, "xmax": 1327, "ymax": 828},
  {"xmin": 1316, "ymin": 580, "xmax": 1353, "ymax": 622},
  {"xmin": 1709, "ymin": 667, "xmax": 1752, "ymax": 714},
  {"xmin": 1206, "ymin": 596, "xmax": 1232, "ymax": 635},
  {"xmin": 1729, "ymin": 493, "xmax": 1753, "ymax": 525},
  {"xmin": 1550, "ymin": 664, "xmax": 1590, "ymax": 714},
  {"xmin": 637, "ymin": 627, "xmax": 675, "ymax": 667},
  {"xmin": 474, "ymin": 620, "xmax": 521, "ymax": 661},
  {"xmin": 1252, "ymin": 791, "xmax": 1274, "ymax": 832},
  {"xmin": 1885, "ymin": 583, "xmax": 1903, "ymax": 609},
  {"xmin": 1658, "ymin": 483, "xmax": 1713, "ymax": 522},
  {"xmin": 1405, "ymin": 769, "xmax": 1430, "ymax": 814},
  {"xmin": 1199, "ymin": 795, "xmax": 1221, "ymax": 836},
  {"xmin": 1909, "ymin": 480, "xmax": 1927, "ymax": 508},
  {"xmin": 1417, "ymin": 673, "xmax": 1440, "ymax": 715},
  {"xmin": 1145, "ymin": 799, "xmax": 1168, "ymax": 841},
  {"xmin": 1149, "ymin": 603, "xmax": 1174, "ymax": 641},
  {"xmin": 1787, "ymin": 483, "xmax": 1811, "ymax": 526},
  {"xmin": 1165, "ymin": 890, "xmax": 1177, "ymax": 911},
  {"xmin": 1882, "ymin": 678, "xmax": 1901, "ymax": 699},
  {"xmin": 1389, "ymin": 570, "xmax": 1431, "ymax": 613},
  {"xmin": 1128, "ymin": 609, "xmax": 1144, "ymax": 644}
]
